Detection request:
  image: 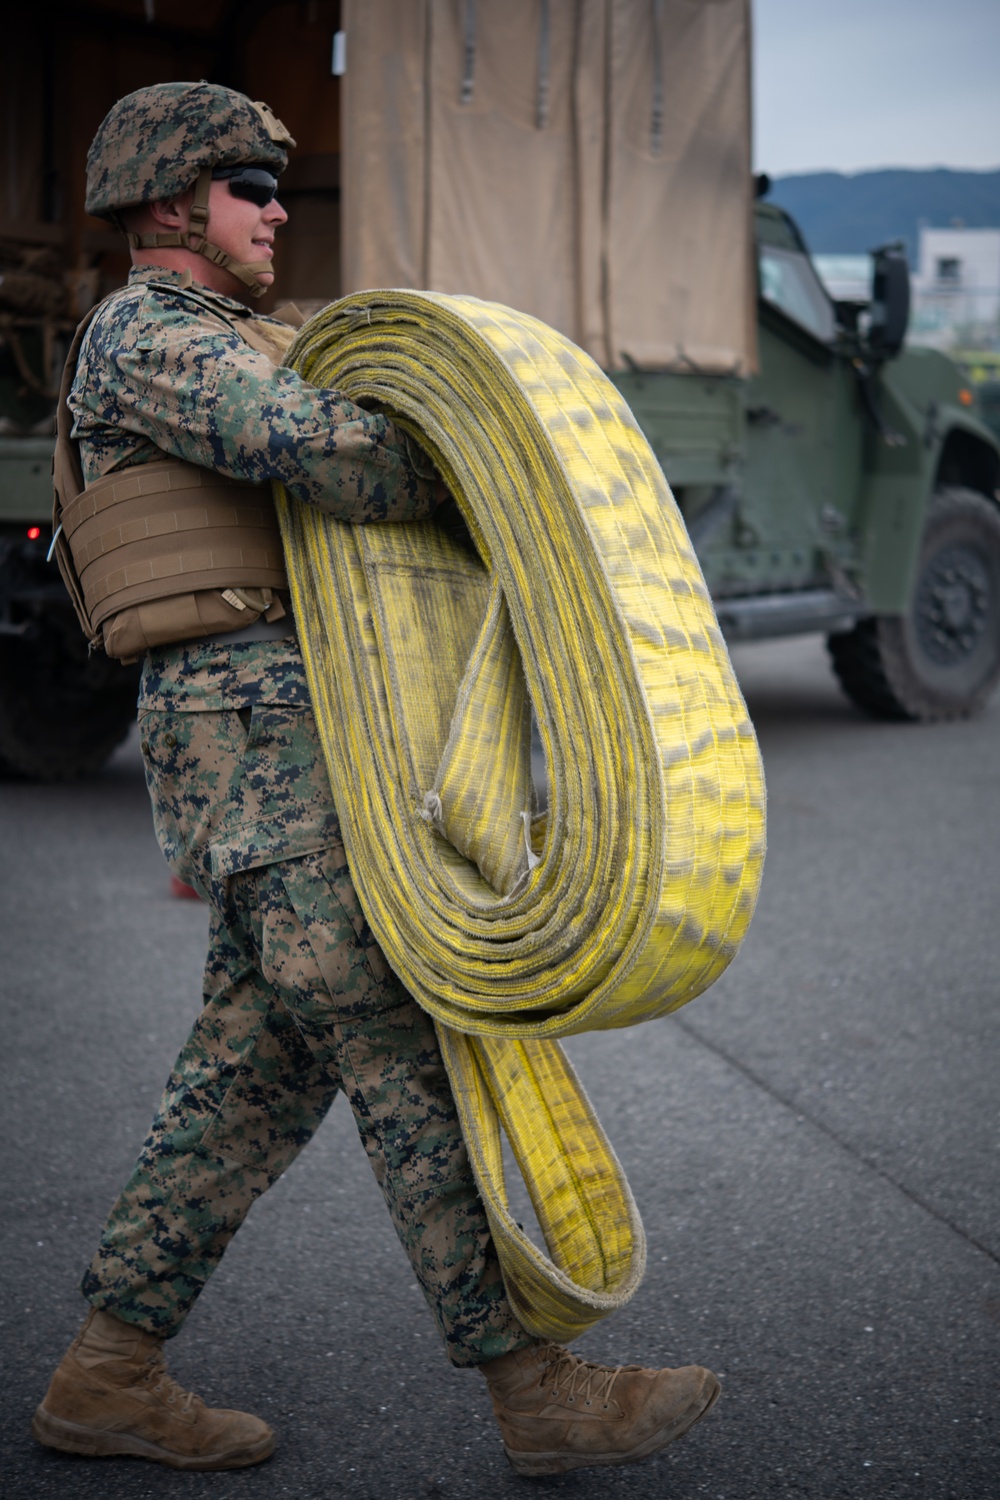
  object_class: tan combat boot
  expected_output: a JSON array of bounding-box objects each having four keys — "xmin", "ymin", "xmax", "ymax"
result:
[
  {"xmin": 482, "ymin": 1341, "xmax": 720, "ymax": 1477},
  {"xmin": 31, "ymin": 1307, "xmax": 275, "ymax": 1470}
]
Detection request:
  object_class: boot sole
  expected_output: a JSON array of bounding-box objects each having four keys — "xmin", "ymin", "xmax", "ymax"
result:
[
  {"xmin": 502, "ymin": 1374, "xmax": 721, "ymax": 1477},
  {"xmin": 31, "ymin": 1405, "xmax": 276, "ymax": 1471}
]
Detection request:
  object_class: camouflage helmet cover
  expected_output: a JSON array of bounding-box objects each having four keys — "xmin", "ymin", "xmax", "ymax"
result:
[{"xmin": 86, "ymin": 81, "xmax": 295, "ymax": 221}]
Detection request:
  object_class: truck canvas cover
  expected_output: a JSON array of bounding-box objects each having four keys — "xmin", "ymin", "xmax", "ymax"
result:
[{"xmin": 341, "ymin": 0, "xmax": 755, "ymax": 374}]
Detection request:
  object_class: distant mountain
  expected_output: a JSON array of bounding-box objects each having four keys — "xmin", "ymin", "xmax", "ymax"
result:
[{"xmin": 769, "ymin": 169, "xmax": 1000, "ymax": 266}]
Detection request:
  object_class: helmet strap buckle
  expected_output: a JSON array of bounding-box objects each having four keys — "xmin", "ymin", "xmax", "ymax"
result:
[{"xmin": 188, "ymin": 165, "xmax": 212, "ymax": 234}]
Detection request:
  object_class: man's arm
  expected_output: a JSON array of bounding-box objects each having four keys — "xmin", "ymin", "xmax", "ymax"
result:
[{"xmin": 71, "ymin": 286, "xmax": 445, "ymax": 521}]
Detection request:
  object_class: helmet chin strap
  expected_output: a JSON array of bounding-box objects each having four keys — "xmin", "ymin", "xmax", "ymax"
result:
[{"xmin": 124, "ymin": 167, "xmax": 273, "ymax": 298}]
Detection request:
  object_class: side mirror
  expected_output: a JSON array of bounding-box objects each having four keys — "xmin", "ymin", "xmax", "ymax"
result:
[{"xmin": 868, "ymin": 243, "xmax": 910, "ymax": 358}]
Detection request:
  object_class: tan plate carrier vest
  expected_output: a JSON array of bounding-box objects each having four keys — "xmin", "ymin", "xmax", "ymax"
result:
[{"xmin": 52, "ymin": 291, "xmax": 303, "ymax": 661}]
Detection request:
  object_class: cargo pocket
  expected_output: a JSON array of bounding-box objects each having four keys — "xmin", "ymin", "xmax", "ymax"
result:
[
  {"xmin": 274, "ymin": 849, "xmax": 405, "ymax": 1020},
  {"xmin": 208, "ymin": 704, "xmax": 343, "ymax": 881},
  {"xmin": 138, "ymin": 708, "xmax": 247, "ymax": 896}
]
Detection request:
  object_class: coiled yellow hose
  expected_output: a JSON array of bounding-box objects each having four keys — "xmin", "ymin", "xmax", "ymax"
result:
[{"xmin": 275, "ymin": 291, "xmax": 765, "ymax": 1341}]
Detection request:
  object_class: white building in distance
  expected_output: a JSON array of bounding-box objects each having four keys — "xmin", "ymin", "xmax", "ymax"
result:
[{"xmin": 910, "ymin": 226, "xmax": 1000, "ymax": 347}]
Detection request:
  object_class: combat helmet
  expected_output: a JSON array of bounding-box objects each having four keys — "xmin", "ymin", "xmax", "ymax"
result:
[{"xmin": 86, "ymin": 81, "xmax": 296, "ymax": 297}]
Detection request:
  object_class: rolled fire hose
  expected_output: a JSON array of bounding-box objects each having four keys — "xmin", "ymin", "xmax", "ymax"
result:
[{"xmin": 274, "ymin": 291, "xmax": 766, "ymax": 1342}]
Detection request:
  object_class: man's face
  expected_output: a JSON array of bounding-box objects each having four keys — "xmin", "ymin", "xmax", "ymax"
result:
[
  {"xmin": 204, "ymin": 175, "xmax": 288, "ymax": 292},
  {"xmin": 128, "ymin": 168, "xmax": 291, "ymax": 300}
]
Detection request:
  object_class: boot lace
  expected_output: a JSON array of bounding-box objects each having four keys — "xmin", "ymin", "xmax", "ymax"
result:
[
  {"xmin": 539, "ymin": 1344, "xmax": 623, "ymax": 1410},
  {"xmin": 138, "ymin": 1347, "xmax": 201, "ymax": 1414}
]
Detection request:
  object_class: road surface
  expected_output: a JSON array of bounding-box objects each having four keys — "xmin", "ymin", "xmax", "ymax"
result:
[{"xmin": 1, "ymin": 635, "xmax": 997, "ymax": 1498}]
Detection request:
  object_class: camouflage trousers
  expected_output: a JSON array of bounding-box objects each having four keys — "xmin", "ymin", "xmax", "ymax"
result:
[{"xmin": 83, "ymin": 694, "xmax": 530, "ymax": 1368}]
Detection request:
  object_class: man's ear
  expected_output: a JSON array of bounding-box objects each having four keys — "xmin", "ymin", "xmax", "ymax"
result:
[{"xmin": 148, "ymin": 195, "xmax": 189, "ymax": 231}]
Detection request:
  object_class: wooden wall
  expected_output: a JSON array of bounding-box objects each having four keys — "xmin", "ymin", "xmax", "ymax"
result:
[{"xmin": 2, "ymin": 1, "xmax": 342, "ymax": 312}]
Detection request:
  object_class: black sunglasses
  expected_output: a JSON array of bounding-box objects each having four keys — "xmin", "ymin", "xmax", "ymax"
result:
[{"xmin": 210, "ymin": 165, "xmax": 279, "ymax": 208}]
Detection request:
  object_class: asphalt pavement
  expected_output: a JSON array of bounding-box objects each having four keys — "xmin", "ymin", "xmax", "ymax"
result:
[{"xmin": 1, "ymin": 634, "xmax": 997, "ymax": 1499}]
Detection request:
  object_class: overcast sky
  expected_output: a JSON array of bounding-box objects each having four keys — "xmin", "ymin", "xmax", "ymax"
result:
[{"xmin": 754, "ymin": 0, "xmax": 1000, "ymax": 178}]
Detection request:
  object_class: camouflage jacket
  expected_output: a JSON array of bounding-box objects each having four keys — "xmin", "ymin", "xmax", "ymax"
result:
[
  {"xmin": 69, "ymin": 266, "xmax": 438, "ymax": 521},
  {"xmin": 70, "ymin": 267, "xmax": 440, "ymax": 720}
]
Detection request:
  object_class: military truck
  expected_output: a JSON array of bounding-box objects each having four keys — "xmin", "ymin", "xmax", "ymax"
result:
[
  {"xmin": 0, "ymin": 255, "xmax": 141, "ymax": 779},
  {"xmin": 2, "ymin": 0, "xmax": 999, "ymax": 780},
  {"xmin": 616, "ymin": 192, "xmax": 1000, "ymax": 722}
]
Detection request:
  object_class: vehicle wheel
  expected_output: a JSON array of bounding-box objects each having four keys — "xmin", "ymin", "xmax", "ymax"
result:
[
  {"xmin": 0, "ymin": 607, "xmax": 140, "ymax": 779},
  {"xmin": 827, "ymin": 487, "xmax": 1000, "ymax": 722}
]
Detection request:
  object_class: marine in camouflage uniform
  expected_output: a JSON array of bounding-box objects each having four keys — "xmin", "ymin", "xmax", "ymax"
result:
[
  {"xmin": 33, "ymin": 81, "xmax": 720, "ymax": 1479},
  {"xmin": 67, "ymin": 266, "xmax": 529, "ymax": 1367}
]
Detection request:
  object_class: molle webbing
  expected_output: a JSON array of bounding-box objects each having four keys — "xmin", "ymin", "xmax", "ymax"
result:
[{"xmin": 61, "ymin": 459, "xmax": 287, "ymax": 629}]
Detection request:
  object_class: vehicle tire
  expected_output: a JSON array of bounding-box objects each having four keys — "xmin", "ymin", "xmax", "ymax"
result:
[
  {"xmin": 0, "ymin": 607, "xmax": 140, "ymax": 779},
  {"xmin": 827, "ymin": 487, "xmax": 1000, "ymax": 722}
]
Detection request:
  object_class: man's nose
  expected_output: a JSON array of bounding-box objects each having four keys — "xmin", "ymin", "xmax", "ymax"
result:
[{"xmin": 265, "ymin": 197, "xmax": 289, "ymax": 226}]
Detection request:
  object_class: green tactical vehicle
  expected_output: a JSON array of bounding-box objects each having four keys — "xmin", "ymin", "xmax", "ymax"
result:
[
  {"xmin": 2, "ymin": 189, "xmax": 1000, "ymax": 779},
  {"xmin": 616, "ymin": 191, "xmax": 1000, "ymax": 723}
]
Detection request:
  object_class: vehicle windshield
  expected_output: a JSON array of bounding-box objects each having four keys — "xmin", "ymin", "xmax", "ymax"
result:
[{"xmin": 759, "ymin": 245, "xmax": 836, "ymax": 343}]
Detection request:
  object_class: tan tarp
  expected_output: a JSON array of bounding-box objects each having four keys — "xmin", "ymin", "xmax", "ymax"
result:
[{"xmin": 341, "ymin": 0, "xmax": 754, "ymax": 374}]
